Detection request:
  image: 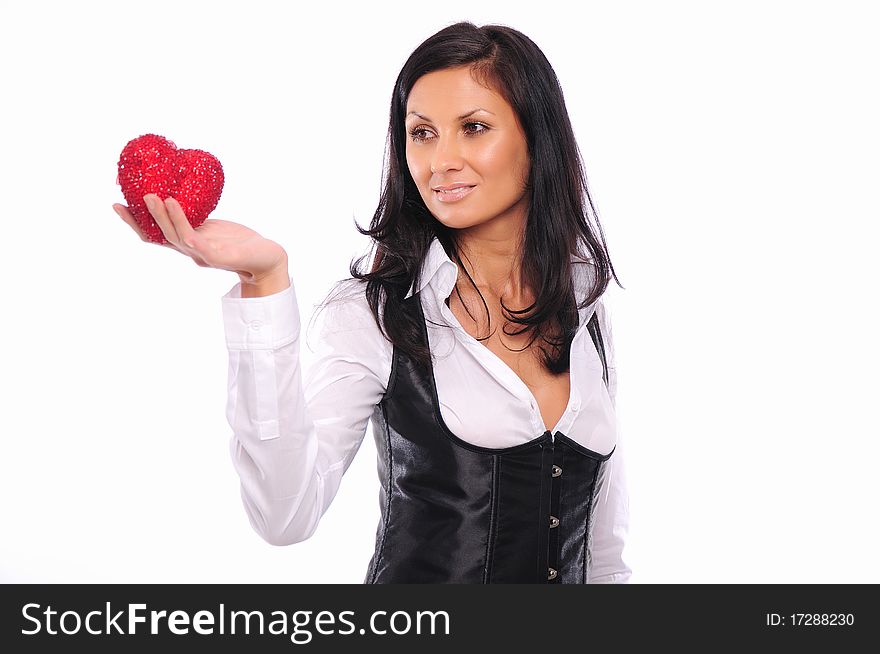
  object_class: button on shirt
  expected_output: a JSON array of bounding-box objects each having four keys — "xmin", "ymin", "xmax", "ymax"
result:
[{"xmin": 221, "ymin": 236, "xmax": 631, "ymax": 583}]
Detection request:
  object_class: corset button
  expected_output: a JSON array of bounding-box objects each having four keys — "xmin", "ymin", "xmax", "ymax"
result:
[
  {"xmin": 552, "ymin": 465, "xmax": 562, "ymax": 478},
  {"xmin": 550, "ymin": 515, "xmax": 559, "ymax": 528},
  {"xmin": 548, "ymin": 567, "xmax": 557, "ymax": 581}
]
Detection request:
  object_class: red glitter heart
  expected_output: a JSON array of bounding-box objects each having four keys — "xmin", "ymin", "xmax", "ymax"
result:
[{"xmin": 116, "ymin": 133, "xmax": 224, "ymax": 245}]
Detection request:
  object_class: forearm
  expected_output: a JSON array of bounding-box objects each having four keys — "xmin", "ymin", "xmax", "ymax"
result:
[
  {"xmin": 221, "ymin": 276, "xmax": 389, "ymax": 547},
  {"xmin": 227, "ymin": 339, "xmax": 324, "ymax": 546}
]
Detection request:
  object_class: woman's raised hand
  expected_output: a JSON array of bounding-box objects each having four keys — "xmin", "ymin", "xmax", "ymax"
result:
[{"xmin": 112, "ymin": 193, "xmax": 288, "ymax": 287}]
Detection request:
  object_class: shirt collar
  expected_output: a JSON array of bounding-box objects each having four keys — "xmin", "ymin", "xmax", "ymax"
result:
[
  {"xmin": 404, "ymin": 236, "xmax": 599, "ymax": 322},
  {"xmin": 404, "ymin": 236, "xmax": 458, "ymax": 300}
]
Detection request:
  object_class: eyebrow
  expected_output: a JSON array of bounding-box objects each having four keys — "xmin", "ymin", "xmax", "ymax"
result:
[{"xmin": 405, "ymin": 108, "xmax": 495, "ymax": 121}]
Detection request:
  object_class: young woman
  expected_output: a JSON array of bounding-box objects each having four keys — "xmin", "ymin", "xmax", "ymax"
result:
[{"xmin": 113, "ymin": 21, "xmax": 630, "ymax": 584}]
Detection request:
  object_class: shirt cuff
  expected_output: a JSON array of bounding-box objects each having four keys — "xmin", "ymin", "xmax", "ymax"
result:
[{"xmin": 221, "ymin": 276, "xmax": 299, "ymax": 350}]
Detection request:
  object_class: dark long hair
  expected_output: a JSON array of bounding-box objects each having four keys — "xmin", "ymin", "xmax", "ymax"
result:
[{"xmin": 338, "ymin": 21, "xmax": 620, "ymax": 373}]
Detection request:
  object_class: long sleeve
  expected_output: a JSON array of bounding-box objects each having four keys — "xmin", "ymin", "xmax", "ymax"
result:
[
  {"xmin": 586, "ymin": 299, "xmax": 632, "ymax": 583},
  {"xmin": 221, "ymin": 277, "xmax": 391, "ymax": 546}
]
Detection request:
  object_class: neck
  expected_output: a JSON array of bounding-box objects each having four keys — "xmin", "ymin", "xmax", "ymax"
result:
[{"xmin": 454, "ymin": 215, "xmax": 528, "ymax": 303}]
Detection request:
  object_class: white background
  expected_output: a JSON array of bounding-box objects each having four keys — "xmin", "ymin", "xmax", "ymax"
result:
[{"xmin": 1, "ymin": 0, "xmax": 877, "ymax": 583}]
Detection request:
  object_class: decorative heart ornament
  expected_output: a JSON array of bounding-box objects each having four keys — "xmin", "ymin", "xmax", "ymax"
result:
[{"xmin": 116, "ymin": 133, "xmax": 224, "ymax": 244}]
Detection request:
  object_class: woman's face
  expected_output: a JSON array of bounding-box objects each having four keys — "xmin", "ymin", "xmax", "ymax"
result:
[{"xmin": 405, "ymin": 66, "xmax": 530, "ymax": 232}]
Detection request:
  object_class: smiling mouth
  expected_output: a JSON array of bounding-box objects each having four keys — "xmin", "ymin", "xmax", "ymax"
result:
[{"xmin": 433, "ymin": 186, "xmax": 475, "ymax": 202}]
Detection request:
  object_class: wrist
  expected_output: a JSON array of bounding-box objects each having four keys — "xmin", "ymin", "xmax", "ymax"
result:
[{"xmin": 240, "ymin": 261, "xmax": 290, "ymax": 298}]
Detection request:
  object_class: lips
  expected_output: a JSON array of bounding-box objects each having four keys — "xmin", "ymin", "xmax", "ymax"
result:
[
  {"xmin": 432, "ymin": 182, "xmax": 474, "ymax": 191},
  {"xmin": 432, "ymin": 185, "xmax": 476, "ymax": 202}
]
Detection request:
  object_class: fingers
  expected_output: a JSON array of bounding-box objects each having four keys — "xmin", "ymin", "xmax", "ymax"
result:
[
  {"xmin": 162, "ymin": 196, "xmax": 199, "ymax": 248},
  {"xmin": 113, "ymin": 203, "xmax": 168, "ymax": 247},
  {"xmin": 112, "ymin": 204, "xmax": 147, "ymax": 240},
  {"xmin": 113, "ymin": 196, "xmax": 206, "ymax": 263},
  {"xmin": 143, "ymin": 194, "xmax": 181, "ymax": 244},
  {"xmin": 112, "ymin": 203, "xmax": 175, "ymax": 250}
]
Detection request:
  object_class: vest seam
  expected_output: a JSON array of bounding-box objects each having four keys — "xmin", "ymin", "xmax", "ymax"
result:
[
  {"xmin": 482, "ymin": 455, "xmax": 500, "ymax": 584},
  {"xmin": 587, "ymin": 311, "xmax": 609, "ymax": 389},
  {"xmin": 555, "ymin": 448, "xmax": 565, "ymax": 583},
  {"xmin": 369, "ymin": 400, "xmax": 394, "ymax": 584},
  {"xmin": 383, "ymin": 329, "xmax": 401, "ymax": 403},
  {"xmin": 538, "ymin": 444, "xmax": 554, "ymax": 583},
  {"xmin": 555, "ymin": 433, "xmax": 615, "ymax": 461},
  {"xmin": 582, "ymin": 460, "xmax": 603, "ymax": 584}
]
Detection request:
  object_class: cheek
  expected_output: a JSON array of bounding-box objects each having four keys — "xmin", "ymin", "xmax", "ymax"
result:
[
  {"xmin": 478, "ymin": 140, "xmax": 528, "ymax": 189},
  {"xmin": 405, "ymin": 149, "xmax": 429, "ymax": 183}
]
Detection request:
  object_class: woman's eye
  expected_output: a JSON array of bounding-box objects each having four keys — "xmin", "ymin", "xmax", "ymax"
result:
[
  {"xmin": 464, "ymin": 122, "xmax": 487, "ymax": 134},
  {"xmin": 408, "ymin": 122, "xmax": 488, "ymax": 143}
]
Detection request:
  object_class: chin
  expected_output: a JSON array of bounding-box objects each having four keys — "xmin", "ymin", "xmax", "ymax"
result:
[{"xmin": 432, "ymin": 214, "xmax": 488, "ymax": 231}]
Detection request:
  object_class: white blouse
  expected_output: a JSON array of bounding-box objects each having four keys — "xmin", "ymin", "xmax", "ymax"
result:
[{"xmin": 221, "ymin": 236, "xmax": 631, "ymax": 583}]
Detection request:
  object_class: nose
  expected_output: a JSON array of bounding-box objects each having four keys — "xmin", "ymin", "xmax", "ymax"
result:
[{"xmin": 430, "ymin": 132, "xmax": 465, "ymax": 174}]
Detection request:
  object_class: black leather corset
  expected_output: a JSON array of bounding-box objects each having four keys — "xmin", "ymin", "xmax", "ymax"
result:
[{"xmin": 365, "ymin": 293, "xmax": 615, "ymax": 583}]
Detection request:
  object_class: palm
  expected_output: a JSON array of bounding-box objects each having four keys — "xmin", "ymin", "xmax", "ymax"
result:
[
  {"xmin": 187, "ymin": 219, "xmax": 286, "ymax": 280},
  {"xmin": 112, "ymin": 196, "xmax": 287, "ymax": 283}
]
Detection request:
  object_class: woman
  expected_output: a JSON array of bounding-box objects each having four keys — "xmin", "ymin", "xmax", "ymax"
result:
[{"xmin": 113, "ymin": 21, "xmax": 630, "ymax": 583}]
